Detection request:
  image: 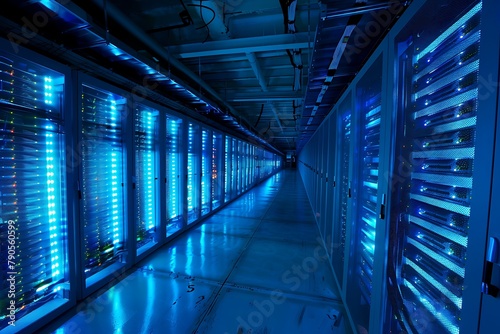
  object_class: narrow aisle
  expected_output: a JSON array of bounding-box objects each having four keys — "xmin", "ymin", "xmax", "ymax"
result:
[{"xmin": 48, "ymin": 171, "xmax": 349, "ymax": 334}]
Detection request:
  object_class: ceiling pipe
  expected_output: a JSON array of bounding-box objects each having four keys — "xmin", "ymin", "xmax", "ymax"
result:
[
  {"xmin": 87, "ymin": 0, "xmax": 253, "ymax": 130},
  {"xmin": 280, "ymin": 0, "xmax": 302, "ymax": 91},
  {"xmin": 186, "ymin": 0, "xmax": 231, "ymax": 41},
  {"xmin": 323, "ymin": 2, "xmax": 399, "ymax": 20},
  {"xmin": 246, "ymin": 52, "xmax": 267, "ymax": 92},
  {"xmin": 246, "ymin": 52, "xmax": 284, "ymax": 133}
]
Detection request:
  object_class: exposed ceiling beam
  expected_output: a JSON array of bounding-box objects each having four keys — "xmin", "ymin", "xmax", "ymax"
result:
[
  {"xmin": 169, "ymin": 32, "xmax": 312, "ymax": 58},
  {"xmin": 228, "ymin": 91, "xmax": 305, "ymax": 102},
  {"xmin": 246, "ymin": 52, "xmax": 283, "ymax": 132}
]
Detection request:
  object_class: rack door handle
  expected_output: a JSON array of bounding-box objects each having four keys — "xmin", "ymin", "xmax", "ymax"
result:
[
  {"xmin": 379, "ymin": 194, "xmax": 386, "ymax": 220},
  {"xmin": 482, "ymin": 237, "xmax": 500, "ymax": 297},
  {"xmin": 77, "ymin": 180, "xmax": 82, "ymax": 199}
]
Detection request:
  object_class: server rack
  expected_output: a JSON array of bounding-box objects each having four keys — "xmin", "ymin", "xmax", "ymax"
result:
[
  {"xmin": 234, "ymin": 139, "xmax": 242, "ymax": 196},
  {"xmin": 186, "ymin": 122, "xmax": 200, "ymax": 225},
  {"xmin": 317, "ymin": 123, "xmax": 326, "ymax": 241},
  {"xmin": 346, "ymin": 54, "xmax": 384, "ymax": 333},
  {"xmin": 201, "ymin": 128, "xmax": 211, "ymax": 216},
  {"xmin": 134, "ymin": 103, "xmax": 160, "ymax": 255},
  {"xmin": 231, "ymin": 138, "xmax": 236, "ymax": 198},
  {"xmin": 166, "ymin": 115, "xmax": 183, "ymax": 237},
  {"xmin": 386, "ymin": 1, "xmax": 492, "ymax": 333},
  {"xmin": 320, "ymin": 121, "xmax": 331, "ymax": 243},
  {"xmin": 333, "ymin": 91, "xmax": 352, "ymax": 290},
  {"xmin": 324, "ymin": 116, "xmax": 336, "ymax": 259},
  {"xmin": 78, "ymin": 79, "xmax": 128, "ymax": 288},
  {"xmin": 242, "ymin": 142, "xmax": 248, "ymax": 192},
  {"xmin": 0, "ymin": 46, "xmax": 73, "ymax": 333},
  {"xmin": 224, "ymin": 136, "xmax": 231, "ymax": 202},
  {"xmin": 211, "ymin": 132, "xmax": 223, "ymax": 210}
]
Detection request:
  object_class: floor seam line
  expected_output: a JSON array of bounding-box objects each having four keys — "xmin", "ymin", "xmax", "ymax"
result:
[{"xmin": 193, "ymin": 174, "xmax": 285, "ymax": 332}]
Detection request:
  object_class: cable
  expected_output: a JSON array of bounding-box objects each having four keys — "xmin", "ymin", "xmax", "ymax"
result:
[
  {"xmin": 186, "ymin": 3, "xmax": 216, "ymax": 43},
  {"xmin": 254, "ymin": 104, "xmax": 264, "ymax": 128},
  {"xmin": 263, "ymin": 122, "xmax": 271, "ymax": 135}
]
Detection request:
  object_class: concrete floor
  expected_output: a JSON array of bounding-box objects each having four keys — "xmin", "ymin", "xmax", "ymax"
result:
[{"xmin": 47, "ymin": 170, "xmax": 350, "ymax": 334}]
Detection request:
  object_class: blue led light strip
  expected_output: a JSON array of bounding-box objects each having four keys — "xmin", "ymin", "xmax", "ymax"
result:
[
  {"xmin": 45, "ymin": 125, "xmax": 62, "ymax": 286},
  {"xmin": 187, "ymin": 124, "xmax": 194, "ymax": 211},
  {"xmin": 169, "ymin": 119, "xmax": 178, "ymax": 219},
  {"xmin": 110, "ymin": 99, "xmax": 120, "ymax": 246},
  {"xmin": 145, "ymin": 113, "xmax": 154, "ymax": 230},
  {"xmin": 202, "ymin": 130, "xmax": 207, "ymax": 207},
  {"xmin": 43, "ymin": 77, "xmax": 61, "ymax": 285}
]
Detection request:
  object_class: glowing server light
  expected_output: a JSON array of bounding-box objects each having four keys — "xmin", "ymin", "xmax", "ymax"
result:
[
  {"xmin": 187, "ymin": 123, "xmax": 199, "ymax": 224},
  {"xmin": 201, "ymin": 129, "xmax": 211, "ymax": 215},
  {"xmin": 166, "ymin": 116, "xmax": 183, "ymax": 236},
  {"xmin": 135, "ymin": 105, "xmax": 158, "ymax": 250},
  {"xmin": 224, "ymin": 137, "xmax": 230, "ymax": 202},
  {"xmin": 212, "ymin": 132, "xmax": 222, "ymax": 209},
  {"xmin": 46, "ymin": 127, "xmax": 61, "ymax": 278}
]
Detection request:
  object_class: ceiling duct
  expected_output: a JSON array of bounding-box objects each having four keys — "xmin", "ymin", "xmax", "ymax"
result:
[
  {"xmin": 280, "ymin": 0, "xmax": 303, "ymax": 91},
  {"xmin": 185, "ymin": 0, "xmax": 231, "ymax": 41}
]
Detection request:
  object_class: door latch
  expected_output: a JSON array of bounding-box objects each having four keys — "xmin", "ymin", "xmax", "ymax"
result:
[{"xmin": 482, "ymin": 237, "xmax": 500, "ymax": 297}]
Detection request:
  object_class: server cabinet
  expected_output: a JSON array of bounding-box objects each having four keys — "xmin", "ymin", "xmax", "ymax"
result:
[
  {"xmin": 201, "ymin": 128, "xmax": 211, "ymax": 216},
  {"xmin": 243, "ymin": 142, "xmax": 249, "ymax": 192},
  {"xmin": 255, "ymin": 147, "xmax": 262, "ymax": 183},
  {"xmin": 232, "ymin": 138, "xmax": 238, "ymax": 197},
  {"xmin": 134, "ymin": 103, "xmax": 159, "ymax": 255},
  {"xmin": 186, "ymin": 122, "xmax": 200, "ymax": 225},
  {"xmin": 249, "ymin": 145, "xmax": 254, "ymax": 186},
  {"xmin": 0, "ymin": 47, "xmax": 73, "ymax": 332},
  {"xmin": 166, "ymin": 115, "xmax": 183, "ymax": 236},
  {"xmin": 325, "ymin": 115, "xmax": 337, "ymax": 261},
  {"xmin": 481, "ymin": 70, "xmax": 500, "ymax": 333},
  {"xmin": 345, "ymin": 53, "xmax": 385, "ymax": 333},
  {"xmin": 332, "ymin": 91, "xmax": 352, "ymax": 290},
  {"xmin": 78, "ymin": 79, "xmax": 128, "ymax": 289},
  {"xmin": 265, "ymin": 151, "xmax": 273, "ymax": 177},
  {"xmin": 323, "ymin": 122, "xmax": 332, "ymax": 241},
  {"xmin": 236, "ymin": 140, "xmax": 241, "ymax": 196},
  {"xmin": 477, "ymin": 3, "xmax": 500, "ymax": 329},
  {"xmin": 224, "ymin": 136, "xmax": 231, "ymax": 202},
  {"xmin": 385, "ymin": 1, "xmax": 492, "ymax": 333},
  {"xmin": 313, "ymin": 131, "xmax": 323, "ymax": 218},
  {"xmin": 318, "ymin": 124, "xmax": 327, "ymax": 238},
  {"xmin": 211, "ymin": 132, "xmax": 223, "ymax": 210}
]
